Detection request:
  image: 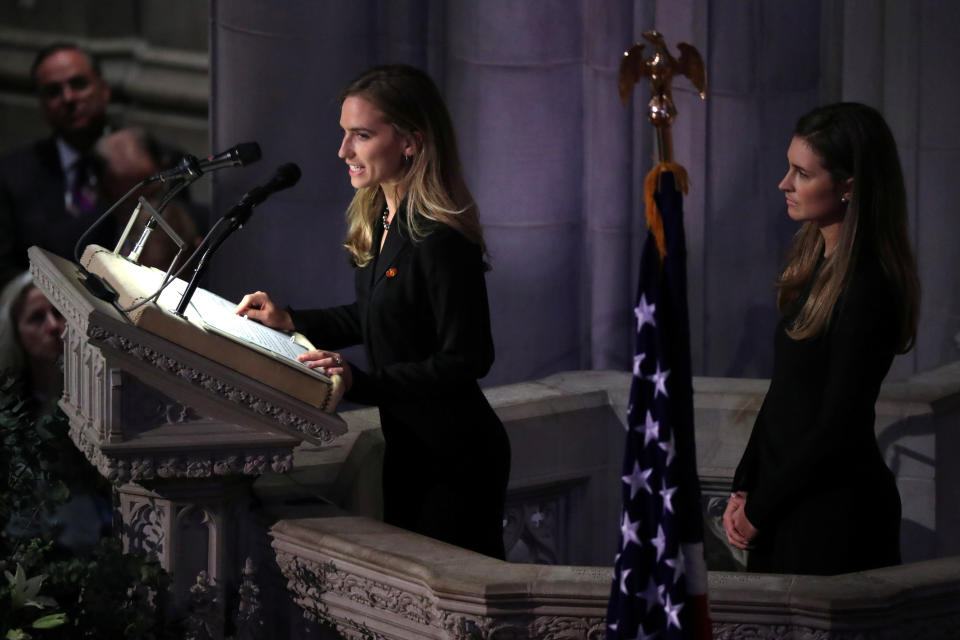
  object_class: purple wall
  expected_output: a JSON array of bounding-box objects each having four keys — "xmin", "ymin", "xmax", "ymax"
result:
[{"xmin": 206, "ymin": 1, "xmax": 960, "ymax": 386}]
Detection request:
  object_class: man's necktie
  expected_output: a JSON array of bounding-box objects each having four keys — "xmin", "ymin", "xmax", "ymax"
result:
[{"xmin": 67, "ymin": 154, "xmax": 98, "ymax": 215}]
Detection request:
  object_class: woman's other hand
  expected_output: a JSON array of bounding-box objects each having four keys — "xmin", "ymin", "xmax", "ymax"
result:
[
  {"xmin": 723, "ymin": 491, "xmax": 755, "ymax": 550},
  {"xmin": 732, "ymin": 499, "xmax": 757, "ymax": 549},
  {"xmin": 297, "ymin": 350, "xmax": 353, "ymax": 391},
  {"xmin": 235, "ymin": 291, "xmax": 294, "ymax": 331}
]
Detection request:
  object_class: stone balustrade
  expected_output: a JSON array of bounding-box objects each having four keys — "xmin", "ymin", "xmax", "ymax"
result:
[
  {"xmin": 261, "ymin": 365, "xmax": 960, "ymax": 639},
  {"xmin": 270, "ymin": 510, "xmax": 960, "ymax": 640}
]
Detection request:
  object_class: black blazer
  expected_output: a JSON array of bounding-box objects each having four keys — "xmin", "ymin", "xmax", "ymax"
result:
[
  {"xmin": 290, "ymin": 210, "xmax": 509, "ymax": 558},
  {"xmin": 0, "ymin": 137, "xmax": 113, "ymax": 285},
  {"xmin": 290, "ymin": 213, "xmax": 503, "ymax": 457}
]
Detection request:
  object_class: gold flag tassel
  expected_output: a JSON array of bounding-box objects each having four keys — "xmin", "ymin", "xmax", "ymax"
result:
[{"xmin": 643, "ymin": 161, "xmax": 688, "ymax": 260}]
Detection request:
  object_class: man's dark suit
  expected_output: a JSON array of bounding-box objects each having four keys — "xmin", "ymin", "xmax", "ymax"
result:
[
  {"xmin": 289, "ymin": 212, "xmax": 510, "ymax": 559},
  {"xmin": 0, "ymin": 137, "xmax": 114, "ymax": 285}
]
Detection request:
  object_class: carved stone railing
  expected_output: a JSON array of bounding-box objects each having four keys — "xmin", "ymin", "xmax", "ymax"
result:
[
  {"xmin": 265, "ymin": 366, "xmax": 960, "ymax": 639},
  {"xmin": 271, "ymin": 511, "xmax": 960, "ymax": 640},
  {"xmin": 709, "ymin": 557, "xmax": 960, "ymax": 639},
  {"xmin": 271, "ymin": 510, "xmax": 608, "ymax": 640}
]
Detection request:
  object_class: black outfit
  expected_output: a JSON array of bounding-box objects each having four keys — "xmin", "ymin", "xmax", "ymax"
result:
[
  {"xmin": 0, "ymin": 137, "xmax": 114, "ymax": 286},
  {"xmin": 732, "ymin": 254, "xmax": 902, "ymax": 575},
  {"xmin": 290, "ymin": 211, "xmax": 510, "ymax": 559}
]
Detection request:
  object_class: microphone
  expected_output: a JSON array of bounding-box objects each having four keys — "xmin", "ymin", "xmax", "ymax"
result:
[
  {"xmin": 148, "ymin": 142, "xmax": 262, "ymax": 183},
  {"xmin": 174, "ymin": 163, "xmax": 302, "ymax": 317},
  {"xmin": 225, "ymin": 163, "xmax": 302, "ymax": 221}
]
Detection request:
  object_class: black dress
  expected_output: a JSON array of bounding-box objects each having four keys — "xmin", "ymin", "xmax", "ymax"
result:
[
  {"xmin": 732, "ymin": 254, "xmax": 902, "ymax": 575},
  {"xmin": 290, "ymin": 211, "xmax": 510, "ymax": 559}
]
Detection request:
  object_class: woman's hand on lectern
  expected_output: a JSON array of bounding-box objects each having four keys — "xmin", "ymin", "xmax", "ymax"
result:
[
  {"xmin": 235, "ymin": 291, "xmax": 295, "ymax": 331},
  {"xmin": 298, "ymin": 350, "xmax": 353, "ymax": 391}
]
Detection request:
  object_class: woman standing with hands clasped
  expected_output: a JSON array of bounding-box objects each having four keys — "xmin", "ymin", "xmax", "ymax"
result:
[
  {"xmin": 723, "ymin": 103, "xmax": 920, "ymax": 575},
  {"xmin": 236, "ymin": 65, "xmax": 510, "ymax": 559}
]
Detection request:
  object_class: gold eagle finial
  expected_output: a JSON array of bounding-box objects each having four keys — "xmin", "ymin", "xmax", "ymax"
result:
[{"xmin": 619, "ymin": 30, "xmax": 707, "ymax": 125}]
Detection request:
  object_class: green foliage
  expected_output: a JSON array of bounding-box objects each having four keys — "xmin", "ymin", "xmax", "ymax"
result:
[
  {"xmin": 0, "ymin": 376, "xmax": 176, "ymax": 639},
  {"xmin": 0, "ymin": 378, "xmax": 71, "ymax": 539}
]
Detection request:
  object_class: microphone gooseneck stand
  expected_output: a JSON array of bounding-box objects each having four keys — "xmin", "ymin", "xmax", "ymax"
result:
[
  {"xmin": 174, "ymin": 162, "xmax": 302, "ymax": 317},
  {"xmin": 71, "ymin": 141, "xmax": 264, "ymax": 305},
  {"xmin": 174, "ymin": 202, "xmax": 255, "ymax": 318},
  {"xmin": 127, "ymin": 155, "xmax": 202, "ymax": 263}
]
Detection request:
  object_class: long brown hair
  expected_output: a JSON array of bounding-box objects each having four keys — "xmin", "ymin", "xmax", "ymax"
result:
[
  {"xmin": 338, "ymin": 65, "xmax": 485, "ymax": 267},
  {"xmin": 777, "ymin": 103, "xmax": 920, "ymax": 352}
]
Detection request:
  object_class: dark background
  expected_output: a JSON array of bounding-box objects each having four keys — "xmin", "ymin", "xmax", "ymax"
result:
[{"xmin": 2, "ymin": 0, "xmax": 958, "ymax": 387}]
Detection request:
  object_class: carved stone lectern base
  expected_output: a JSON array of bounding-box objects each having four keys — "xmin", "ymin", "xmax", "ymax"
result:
[
  {"xmin": 119, "ymin": 477, "xmax": 256, "ymax": 614},
  {"xmin": 28, "ymin": 246, "xmax": 349, "ymax": 631}
]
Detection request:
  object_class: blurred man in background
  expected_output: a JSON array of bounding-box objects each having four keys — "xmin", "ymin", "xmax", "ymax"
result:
[{"xmin": 0, "ymin": 43, "xmax": 116, "ymax": 286}]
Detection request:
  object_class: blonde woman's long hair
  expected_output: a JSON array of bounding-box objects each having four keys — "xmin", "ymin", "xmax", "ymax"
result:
[
  {"xmin": 338, "ymin": 65, "xmax": 485, "ymax": 268},
  {"xmin": 777, "ymin": 103, "xmax": 919, "ymax": 353}
]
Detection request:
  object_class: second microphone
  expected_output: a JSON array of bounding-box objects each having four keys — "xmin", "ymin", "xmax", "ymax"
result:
[{"xmin": 225, "ymin": 163, "xmax": 302, "ymax": 222}]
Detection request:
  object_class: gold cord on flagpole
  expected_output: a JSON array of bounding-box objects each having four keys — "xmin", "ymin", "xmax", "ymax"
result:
[{"xmin": 643, "ymin": 162, "xmax": 689, "ymax": 259}]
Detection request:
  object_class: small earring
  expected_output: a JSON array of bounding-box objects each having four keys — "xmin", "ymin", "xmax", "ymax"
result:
[
  {"xmin": 403, "ymin": 154, "xmax": 412, "ymax": 163},
  {"xmin": 840, "ymin": 196, "xmax": 849, "ymax": 204}
]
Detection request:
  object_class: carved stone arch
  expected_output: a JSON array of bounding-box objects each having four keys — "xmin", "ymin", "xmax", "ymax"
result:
[
  {"xmin": 172, "ymin": 503, "xmax": 217, "ymax": 599},
  {"xmin": 174, "ymin": 502, "xmax": 202, "ymax": 525}
]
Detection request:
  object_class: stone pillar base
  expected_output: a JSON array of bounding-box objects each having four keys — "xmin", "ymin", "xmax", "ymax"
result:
[{"xmin": 119, "ymin": 476, "xmax": 256, "ymax": 616}]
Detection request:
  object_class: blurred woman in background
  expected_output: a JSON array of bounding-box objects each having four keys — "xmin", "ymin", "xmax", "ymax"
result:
[{"xmin": 0, "ymin": 271, "xmax": 66, "ymax": 412}]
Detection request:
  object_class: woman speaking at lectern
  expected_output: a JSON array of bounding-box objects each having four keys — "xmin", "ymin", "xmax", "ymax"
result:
[
  {"xmin": 236, "ymin": 65, "xmax": 510, "ymax": 559},
  {"xmin": 723, "ymin": 103, "xmax": 920, "ymax": 575}
]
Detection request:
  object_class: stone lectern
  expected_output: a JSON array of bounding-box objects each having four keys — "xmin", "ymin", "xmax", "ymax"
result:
[{"xmin": 29, "ymin": 246, "xmax": 348, "ymax": 611}]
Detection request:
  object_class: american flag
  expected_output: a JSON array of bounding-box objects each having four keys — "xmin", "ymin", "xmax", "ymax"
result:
[{"xmin": 606, "ymin": 167, "xmax": 711, "ymax": 640}]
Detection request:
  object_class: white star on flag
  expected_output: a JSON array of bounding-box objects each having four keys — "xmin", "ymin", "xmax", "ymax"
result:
[
  {"xmin": 639, "ymin": 410, "xmax": 659, "ymax": 446},
  {"xmin": 650, "ymin": 524, "xmax": 667, "ymax": 561},
  {"xmin": 635, "ymin": 575, "xmax": 663, "ymax": 612},
  {"xmin": 663, "ymin": 593, "xmax": 684, "ymax": 630},
  {"xmin": 619, "ymin": 568, "xmax": 632, "ymax": 595},
  {"xmin": 665, "ymin": 548, "xmax": 686, "ymax": 585},
  {"xmin": 632, "ymin": 353, "xmax": 646, "ymax": 377},
  {"xmin": 634, "ymin": 294, "xmax": 656, "ymax": 332},
  {"xmin": 647, "ymin": 363, "xmax": 670, "ymax": 398},
  {"xmin": 658, "ymin": 430, "xmax": 676, "ymax": 465},
  {"xmin": 622, "ymin": 461, "xmax": 653, "ymax": 500},
  {"xmin": 626, "ymin": 625, "xmax": 659, "ymax": 640},
  {"xmin": 660, "ymin": 479, "xmax": 677, "ymax": 514},
  {"xmin": 620, "ymin": 512, "xmax": 642, "ymax": 550}
]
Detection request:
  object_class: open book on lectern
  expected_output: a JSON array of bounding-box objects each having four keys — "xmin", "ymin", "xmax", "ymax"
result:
[
  {"xmin": 80, "ymin": 244, "xmax": 343, "ymax": 412},
  {"xmin": 174, "ymin": 280, "xmax": 312, "ymax": 367}
]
